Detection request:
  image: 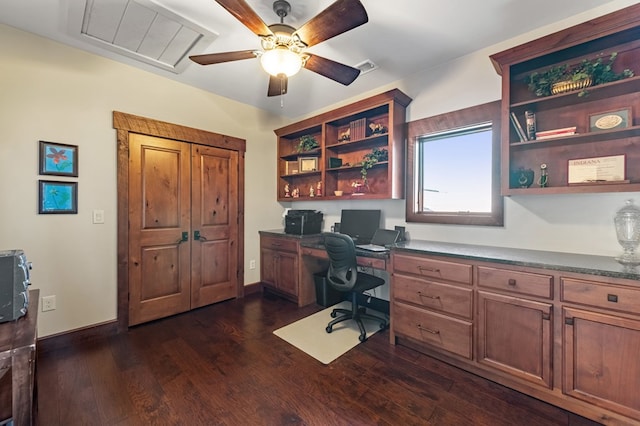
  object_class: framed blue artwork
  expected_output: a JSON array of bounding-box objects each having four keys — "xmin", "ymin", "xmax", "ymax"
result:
[
  {"xmin": 39, "ymin": 180, "xmax": 78, "ymax": 214},
  {"xmin": 39, "ymin": 141, "xmax": 78, "ymax": 176}
]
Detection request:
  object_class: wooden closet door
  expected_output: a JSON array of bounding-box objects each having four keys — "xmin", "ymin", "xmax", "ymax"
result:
[
  {"xmin": 128, "ymin": 134, "xmax": 191, "ymax": 326},
  {"xmin": 191, "ymin": 145, "xmax": 239, "ymax": 308}
]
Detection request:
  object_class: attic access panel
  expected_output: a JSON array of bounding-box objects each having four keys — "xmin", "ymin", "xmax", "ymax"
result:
[{"xmin": 71, "ymin": 0, "xmax": 218, "ymax": 73}]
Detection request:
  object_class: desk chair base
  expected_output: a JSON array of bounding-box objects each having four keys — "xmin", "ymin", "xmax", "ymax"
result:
[{"xmin": 325, "ymin": 293, "xmax": 387, "ymax": 342}]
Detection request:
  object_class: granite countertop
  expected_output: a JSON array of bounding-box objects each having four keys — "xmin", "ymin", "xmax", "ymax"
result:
[
  {"xmin": 394, "ymin": 240, "xmax": 640, "ymax": 281},
  {"xmin": 259, "ymin": 229, "xmax": 322, "ymax": 240}
]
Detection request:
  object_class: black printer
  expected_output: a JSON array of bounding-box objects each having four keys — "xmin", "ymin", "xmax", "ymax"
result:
[{"xmin": 285, "ymin": 210, "xmax": 323, "ymax": 235}]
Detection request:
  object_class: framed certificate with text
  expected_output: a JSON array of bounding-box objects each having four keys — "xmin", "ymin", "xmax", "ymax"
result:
[{"xmin": 568, "ymin": 155, "xmax": 626, "ymax": 184}]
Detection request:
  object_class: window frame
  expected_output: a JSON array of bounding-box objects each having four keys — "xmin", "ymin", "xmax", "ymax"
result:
[{"xmin": 406, "ymin": 100, "xmax": 503, "ymax": 226}]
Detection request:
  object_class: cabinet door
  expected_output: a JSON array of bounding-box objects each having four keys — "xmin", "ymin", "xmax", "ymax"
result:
[
  {"xmin": 477, "ymin": 291, "xmax": 553, "ymax": 388},
  {"xmin": 260, "ymin": 248, "xmax": 277, "ymax": 286},
  {"xmin": 563, "ymin": 307, "xmax": 640, "ymax": 420},
  {"xmin": 276, "ymin": 251, "xmax": 298, "ymax": 296}
]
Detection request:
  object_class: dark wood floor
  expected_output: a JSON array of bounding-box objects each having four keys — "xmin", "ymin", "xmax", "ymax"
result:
[{"xmin": 35, "ymin": 291, "xmax": 601, "ymax": 425}]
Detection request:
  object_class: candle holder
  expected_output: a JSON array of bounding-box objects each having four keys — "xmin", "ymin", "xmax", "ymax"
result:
[{"xmin": 614, "ymin": 199, "xmax": 640, "ymax": 265}]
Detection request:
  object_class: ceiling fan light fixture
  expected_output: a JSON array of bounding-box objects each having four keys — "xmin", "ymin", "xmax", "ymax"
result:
[{"xmin": 260, "ymin": 46, "xmax": 302, "ymax": 77}]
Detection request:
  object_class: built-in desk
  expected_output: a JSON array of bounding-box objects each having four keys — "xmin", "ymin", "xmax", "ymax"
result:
[{"xmin": 259, "ymin": 230, "xmax": 390, "ymax": 307}]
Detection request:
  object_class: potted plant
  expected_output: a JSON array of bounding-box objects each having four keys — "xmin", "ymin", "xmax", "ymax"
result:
[
  {"xmin": 296, "ymin": 135, "xmax": 319, "ymax": 153},
  {"xmin": 526, "ymin": 52, "xmax": 633, "ymax": 97},
  {"xmin": 359, "ymin": 147, "xmax": 388, "ymax": 183}
]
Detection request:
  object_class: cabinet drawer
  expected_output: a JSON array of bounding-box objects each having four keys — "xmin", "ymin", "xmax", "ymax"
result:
[
  {"xmin": 393, "ymin": 301, "xmax": 472, "ymax": 359},
  {"xmin": 393, "ymin": 254, "xmax": 472, "ymax": 285},
  {"xmin": 561, "ymin": 277, "xmax": 640, "ymax": 315},
  {"xmin": 477, "ymin": 266, "xmax": 553, "ymax": 299},
  {"xmin": 260, "ymin": 236, "xmax": 298, "ymax": 253},
  {"xmin": 394, "ymin": 274, "xmax": 472, "ymax": 319},
  {"xmin": 356, "ymin": 256, "xmax": 386, "ymax": 270}
]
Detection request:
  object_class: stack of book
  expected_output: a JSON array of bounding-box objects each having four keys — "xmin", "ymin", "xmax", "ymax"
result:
[
  {"xmin": 535, "ymin": 126, "xmax": 577, "ymax": 140},
  {"xmin": 349, "ymin": 118, "xmax": 367, "ymax": 140}
]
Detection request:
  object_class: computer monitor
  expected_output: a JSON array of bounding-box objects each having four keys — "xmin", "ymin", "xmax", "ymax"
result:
[{"xmin": 339, "ymin": 209, "xmax": 381, "ymax": 244}]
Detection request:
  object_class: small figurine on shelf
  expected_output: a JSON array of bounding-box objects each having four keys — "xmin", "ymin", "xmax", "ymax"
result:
[
  {"xmin": 338, "ymin": 128, "xmax": 350, "ymax": 142},
  {"xmin": 292, "ymin": 187, "xmax": 300, "ymax": 198},
  {"xmin": 284, "ymin": 183, "xmax": 290, "ymax": 197},
  {"xmin": 538, "ymin": 163, "xmax": 548, "ymax": 187},
  {"xmin": 368, "ymin": 122, "xmax": 387, "ymax": 135},
  {"xmin": 316, "ymin": 181, "xmax": 322, "ymax": 197},
  {"xmin": 309, "ymin": 185, "xmax": 315, "ymax": 197}
]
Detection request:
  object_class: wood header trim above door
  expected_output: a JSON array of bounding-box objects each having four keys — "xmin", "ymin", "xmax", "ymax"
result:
[{"xmin": 113, "ymin": 111, "xmax": 246, "ymax": 152}]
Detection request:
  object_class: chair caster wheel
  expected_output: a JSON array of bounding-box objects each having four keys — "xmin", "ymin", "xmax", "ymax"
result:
[
  {"xmin": 359, "ymin": 334, "xmax": 367, "ymax": 342},
  {"xmin": 330, "ymin": 311, "xmax": 337, "ymax": 318},
  {"xmin": 326, "ymin": 326, "xmax": 333, "ymax": 333}
]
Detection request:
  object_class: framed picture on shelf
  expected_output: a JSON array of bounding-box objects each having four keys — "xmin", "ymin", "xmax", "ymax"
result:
[
  {"xmin": 298, "ymin": 157, "xmax": 318, "ymax": 172},
  {"xmin": 38, "ymin": 180, "xmax": 78, "ymax": 214},
  {"xmin": 39, "ymin": 141, "xmax": 78, "ymax": 177},
  {"xmin": 285, "ymin": 160, "xmax": 299, "ymax": 175},
  {"xmin": 589, "ymin": 108, "xmax": 631, "ymax": 132}
]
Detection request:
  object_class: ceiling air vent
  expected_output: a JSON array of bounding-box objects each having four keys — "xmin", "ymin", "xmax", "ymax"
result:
[
  {"xmin": 355, "ymin": 59, "xmax": 378, "ymax": 75},
  {"xmin": 74, "ymin": 0, "xmax": 218, "ymax": 73}
]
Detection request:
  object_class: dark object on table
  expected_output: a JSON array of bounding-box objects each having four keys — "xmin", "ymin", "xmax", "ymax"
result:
[{"xmin": 285, "ymin": 210, "xmax": 323, "ymax": 235}]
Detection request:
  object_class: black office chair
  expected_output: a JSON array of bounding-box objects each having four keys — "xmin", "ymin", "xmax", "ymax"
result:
[{"xmin": 324, "ymin": 233, "xmax": 388, "ymax": 342}]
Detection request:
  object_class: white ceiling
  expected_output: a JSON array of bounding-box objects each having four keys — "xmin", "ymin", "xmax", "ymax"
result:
[{"xmin": 0, "ymin": 0, "xmax": 615, "ymax": 118}]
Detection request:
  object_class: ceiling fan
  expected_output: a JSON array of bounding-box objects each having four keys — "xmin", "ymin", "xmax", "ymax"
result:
[{"xmin": 189, "ymin": 0, "xmax": 368, "ymax": 97}]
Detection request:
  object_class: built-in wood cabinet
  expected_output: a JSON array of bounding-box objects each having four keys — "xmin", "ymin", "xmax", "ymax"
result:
[
  {"xmin": 274, "ymin": 89, "xmax": 412, "ymax": 201},
  {"xmin": 476, "ymin": 266, "xmax": 554, "ymax": 388},
  {"xmin": 259, "ymin": 232, "xmax": 323, "ymax": 306},
  {"xmin": 390, "ymin": 243, "xmax": 640, "ymax": 426},
  {"xmin": 260, "ymin": 234, "xmax": 300, "ymax": 299},
  {"xmin": 391, "ymin": 253, "xmax": 473, "ymax": 360},
  {"xmin": 562, "ymin": 277, "xmax": 640, "ymax": 420},
  {"xmin": 490, "ymin": 4, "xmax": 640, "ymax": 195}
]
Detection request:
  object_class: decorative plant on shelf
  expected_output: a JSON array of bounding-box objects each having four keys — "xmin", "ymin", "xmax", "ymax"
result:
[
  {"xmin": 296, "ymin": 135, "xmax": 319, "ymax": 153},
  {"xmin": 526, "ymin": 52, "xmax": 634, "ymax": 98},
  {"xmin": 359, "ymin": 147, "xmax": 388, "ymax": 183}
]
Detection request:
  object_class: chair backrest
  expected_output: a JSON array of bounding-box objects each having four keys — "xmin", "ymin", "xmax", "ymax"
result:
[{"xmin": 324, "ymin": 233, "xmax": 358, "ymax": 292}]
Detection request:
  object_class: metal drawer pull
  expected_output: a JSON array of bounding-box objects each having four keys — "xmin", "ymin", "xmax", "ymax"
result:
[
  {"xmin": 508, "ymin": 278, "xmax": 517, "ymax": 286},
  {"xmin": 417, "ymin": 291, "xmax": 440, "ymax": 300},
  {"xmin": 417, "ymin": 324, "xmax": 440, "ymax": 334},
  {"xmin": 607, "ymin": 294, "xmax": 618, "ymax": 303},
  {"xmin": 417, "ymin": 266, "xmax": 440, "ymax": 273}
]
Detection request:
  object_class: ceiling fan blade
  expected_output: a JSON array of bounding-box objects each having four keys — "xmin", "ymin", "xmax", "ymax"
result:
[
  {"xmin": 189, "ymin": 50, "xmax": 257, "ymax": 65},
  {"xmin": 293, "ymin": 0, "xmax": 368, "ymax": 47},
  {"xmin": 304, "ymin": 54, "xmax": 360, "ymax": 86},
  {"xmin": 268, "ymin": 74, "xmax": 288, "ymax": 97},
  {"xmin": 214, "ymin": 0, "xmax": 273, "ymax": 37}
]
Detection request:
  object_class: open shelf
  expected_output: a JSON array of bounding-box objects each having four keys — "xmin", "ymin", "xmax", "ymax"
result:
[{"xmin": 274, "ymin": 89, "xmax": 411, "ymax": 201}]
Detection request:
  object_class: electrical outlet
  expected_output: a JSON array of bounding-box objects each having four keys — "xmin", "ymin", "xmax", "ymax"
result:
[
  {"xmin": 42, "ymin": 295, "xmax": 56, "ymax": 312},
  {"xmin": 249, "ymin": 259, "xmax": 256, "ymax": 270}
]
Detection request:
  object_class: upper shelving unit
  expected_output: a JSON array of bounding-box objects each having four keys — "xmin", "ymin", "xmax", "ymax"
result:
[
  {"xmin": 274, "ymin": 89, "xmax": 412, "ymax": 201},
  {"xmin": 490, "ymin": 4, "xmax": 640, "ymax": 196}
]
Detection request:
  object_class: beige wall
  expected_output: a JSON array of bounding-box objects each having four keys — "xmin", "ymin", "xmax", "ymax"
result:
[
  {"xmin": 1, "ymin": 0, "xmax": 636, "ymax": 337},
  {"xmin": 0, "ymin": 24, "xmax": 285, "ymax": 337}
]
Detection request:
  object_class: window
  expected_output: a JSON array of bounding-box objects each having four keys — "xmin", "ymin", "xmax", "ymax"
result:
[{"xmin": 406, "ymin": 100, "xmax": 503, "ymax": 226}]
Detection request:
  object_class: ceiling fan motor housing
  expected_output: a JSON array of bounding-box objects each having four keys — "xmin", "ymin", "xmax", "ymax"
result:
[{"xmin": 273, "ymin": 0, "xmax": 292, "ymax": 20}]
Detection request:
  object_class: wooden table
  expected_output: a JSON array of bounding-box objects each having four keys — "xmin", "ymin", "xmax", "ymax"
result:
[{"xmin": 0, "ymin": 289, "xmax": 38, "ymax": 426}]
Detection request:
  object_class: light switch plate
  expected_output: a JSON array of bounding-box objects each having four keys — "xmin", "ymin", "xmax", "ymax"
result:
[{"xmin": 92, "ymin": 209, "xmax": 105, "ymax": 224}]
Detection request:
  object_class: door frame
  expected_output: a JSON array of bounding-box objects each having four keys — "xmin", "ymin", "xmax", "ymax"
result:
[{"xmin": 113, "ymin": 111, "xmax": 246, "ymax": 332}]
